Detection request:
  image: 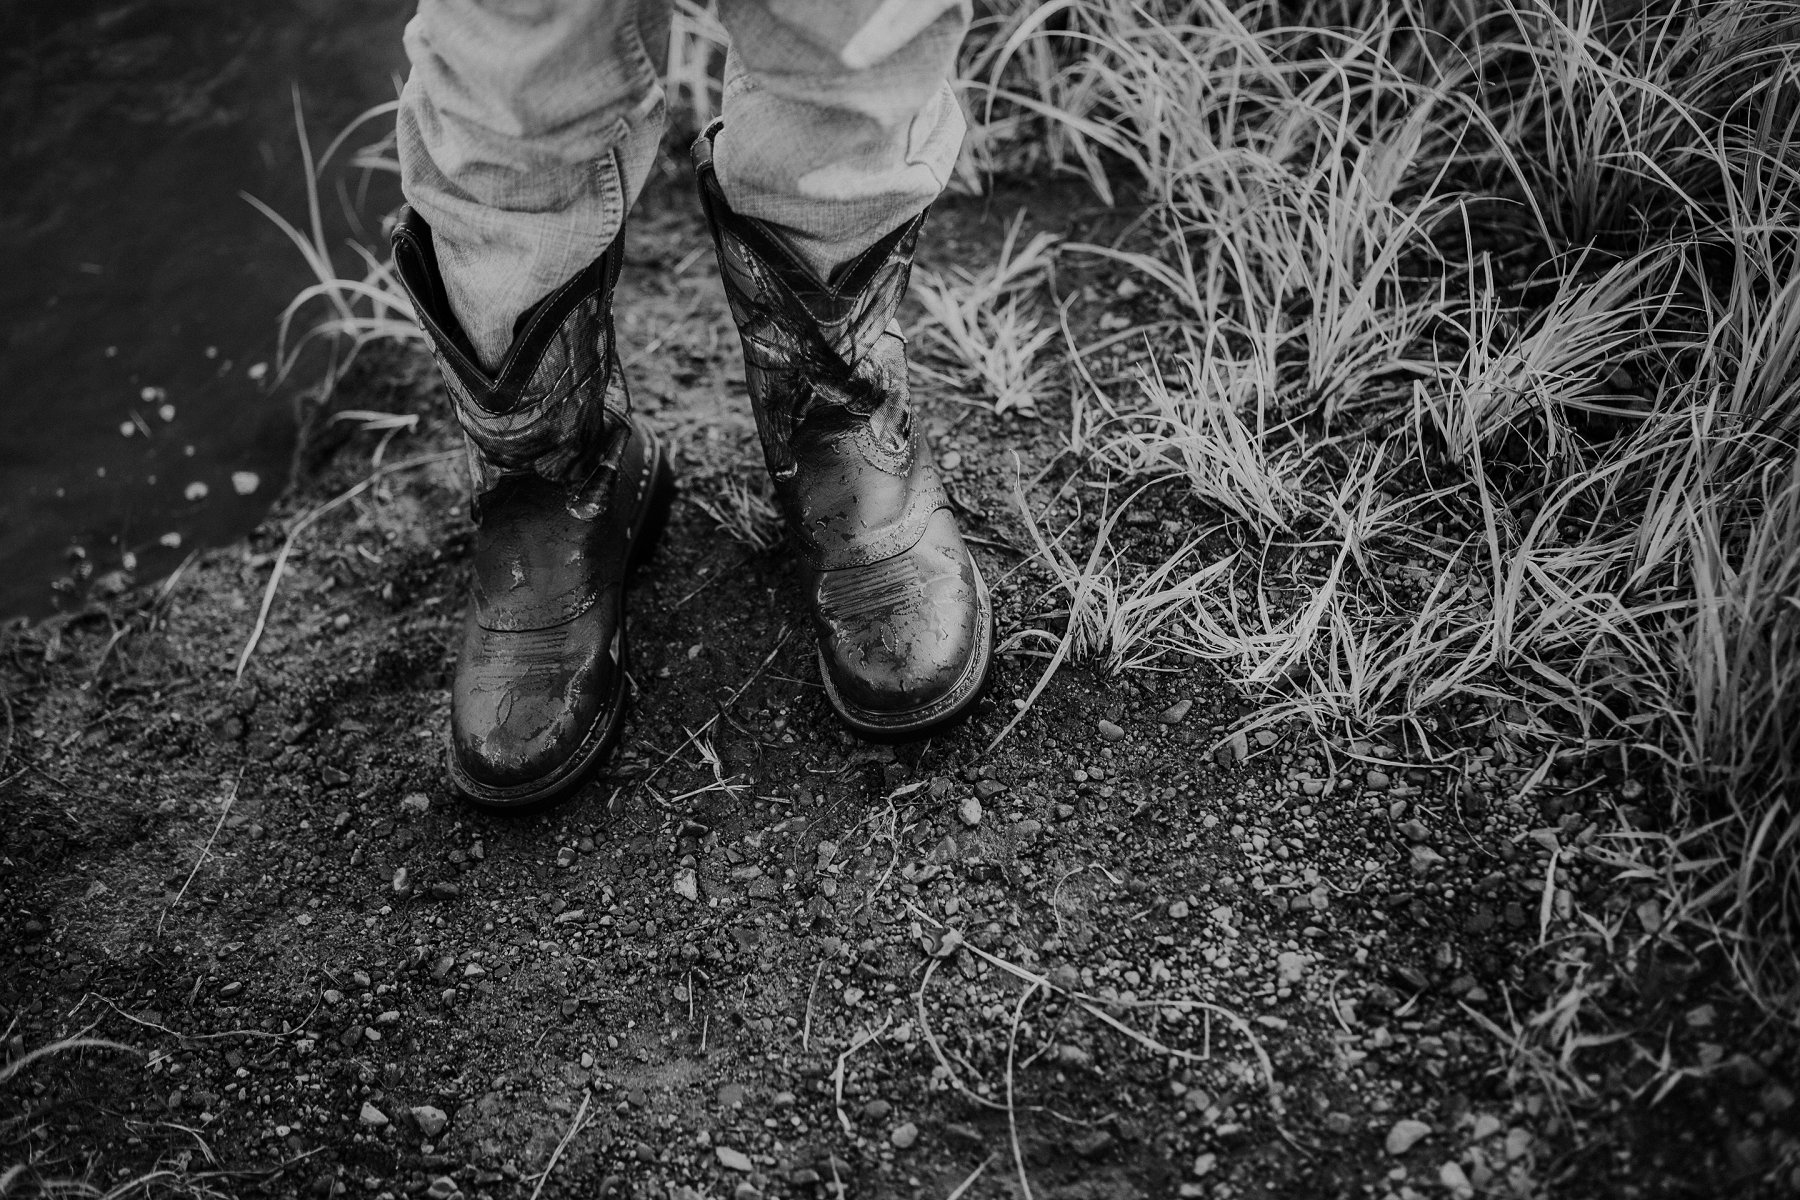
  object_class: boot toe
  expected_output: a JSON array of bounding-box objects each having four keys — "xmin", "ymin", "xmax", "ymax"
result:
[
  {"xmin": 814, "ymin": 511, "xmax": 992, "ymax": 732},
  {"xmin": 448, "ymin": 611, "xmax": 623, "ymax": 804}
]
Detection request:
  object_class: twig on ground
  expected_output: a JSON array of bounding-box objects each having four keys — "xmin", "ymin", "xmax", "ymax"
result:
[
  {"xmin": 1006, "ymin": 980, "xmax": 1042, "ymax": 1200},
  {"xmin": 832, "ymin": 1015, "xmax": 892, "ymax": 1136},
  {"xmin": 802, "ymin": 961, "xmax": 823, "ymax": 1053},
  {"xmin": 0, "ymin": 1029, "xmax": 138, "ymax": 1087},
  {"xmin": 527, "ymin": 1086, "xmax": 592, "ymax": 1200},
  {"xmin": 946, "ymin": 1157, "xmax": 994, "ymax": 1200},
  {"xmin": 635, "ymin": 626, "xmax": 792, "ymax": 790},
  {"xmin": 235, "ymin": 449, "xmax": 458, "ymax": 683},
  {"xmin": 156, "ymin": 768, "xmax": 246, "ymax": 939}
]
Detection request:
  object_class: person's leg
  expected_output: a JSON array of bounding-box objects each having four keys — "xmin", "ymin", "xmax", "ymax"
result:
[
  {"xmin": 392, "ymin": 0, "xmax": 677, "ymax": 807},
  {"xmin": 694, "ymin": 1, "xmax": 993, "ymax": 734},
  {"xmin": 710, "ymin": 0, "xmax": 968, "ymax": 279},
  {"xmin": 398, "ymin": 0, "xmax": 670, "ymax": 367}
]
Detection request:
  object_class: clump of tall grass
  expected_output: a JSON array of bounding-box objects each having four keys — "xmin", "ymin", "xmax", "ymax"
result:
[{"xmin": 968, "ymin": 0, "xmax": 1800, "ymax": 1005}]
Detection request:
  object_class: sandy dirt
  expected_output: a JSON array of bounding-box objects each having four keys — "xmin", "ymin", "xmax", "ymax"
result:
[{"xmin": 2, "ymin": 164, "xmax": 1793, "ymax": 1200}]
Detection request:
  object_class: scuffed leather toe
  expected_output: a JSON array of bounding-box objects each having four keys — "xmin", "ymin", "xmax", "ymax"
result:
[
  {"xmin": 448, "ymin": 605, "xmax": 620, "ymax": 797},
  {"xmin": 810, "ymin": 510, "xmax": 993, "ymax": 733}
]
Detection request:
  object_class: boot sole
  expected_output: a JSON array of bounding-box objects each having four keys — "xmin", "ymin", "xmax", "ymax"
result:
[
  {"xmin": 821, "ymin": 554, "xmax": 996, "ymax": 739},
  {"xmin": 448, "ymin": 430, "xmax": 677, "ymax": 810}
]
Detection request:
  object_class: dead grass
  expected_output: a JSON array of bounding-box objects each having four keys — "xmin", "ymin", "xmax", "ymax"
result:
[{"xmin": 962, "ymin": 0, "xmax": 1800, "ymax": 1024}]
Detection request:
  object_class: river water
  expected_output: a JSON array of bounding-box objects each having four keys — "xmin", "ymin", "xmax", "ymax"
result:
[{"xmin": 1, "ymin": 0, "xmax": 413, "ymax": 620}]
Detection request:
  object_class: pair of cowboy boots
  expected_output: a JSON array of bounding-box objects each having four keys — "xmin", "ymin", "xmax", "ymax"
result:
[{"xmin": 392, "ymin": 126, "xmax": 993, "ymax": 807}]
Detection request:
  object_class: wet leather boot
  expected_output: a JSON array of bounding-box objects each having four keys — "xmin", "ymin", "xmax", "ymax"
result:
[
  {"xmin": 392, "ymin": 208, "xmax": 674, "ymax": 807},
  {"xmin": 692, "ymin": 124, "xmax": 993, "ymax": 736}
]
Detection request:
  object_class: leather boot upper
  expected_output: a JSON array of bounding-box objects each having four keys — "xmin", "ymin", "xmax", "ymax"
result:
[
  {"xmin": 693, "ymin": 125, "xmax": 992, "ymax": 731},
  {"xmin": 393, "ymin": 208, "xmax": 665, "ymax": 804}
]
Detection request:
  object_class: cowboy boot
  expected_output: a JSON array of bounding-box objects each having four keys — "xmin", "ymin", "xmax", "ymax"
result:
[
  {"xmin": 392, "ymin": 208, "xmax": 675, "ymax": 807},
  {"xmin": 692, "ymin": 124, "xmax": 993, "ymax": 736}
]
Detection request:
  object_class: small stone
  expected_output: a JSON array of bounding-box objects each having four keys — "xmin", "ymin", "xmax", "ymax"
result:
[
  {"xmin": 717, "ymin": 1082, "xmax": 746, "ymax": 1107},
  {"xmin": 1191, "ymin": 1152, "xmax": 1217, "ymax": 1177},
  {"xmin": 426, "ymin": 1178, "xmax": 459, "ymax": 1200},
  {"xmin": 957, "ymin": 796, "xmax": 983, "ymax": 827},
  {"xmin": 400, "ymin": 792, "xmax": 431, "ymax": 814},
  {"xmin": 231, "ymin": 471, "xmax": 260, "ymax": 496},
  {"xmin": 411, "ymin": 1104, "xmax": 449, "ymax": 1137},
  {"xmin": 1276, "ymin": 951, "xmax": 1307, "ymax": 985},
  {"xmin": 430, "ymin": 881, "xmax": 461, "ymax": 900},
  {"xmin": 716, "ymin": 1146, "xmax": 754, "ymax": 1172},
  {"xmin": 1440, "ymin": 1161, "xmax": 1474, "ymax": 1198},
  {"xmin": 733, "ymin": 1186, "xmax": 761, "ymax": 1200},
  {"xmin": 673, "ymin": 868, "xmax": 699, "ymax": 902},
  {"xmin": 1410, "ymin": 845, "xmax": 1446, "ymax": 874},
  {"xmin": 184, "ymin": 481, "xmax": 209, "ymax": 502},
  {"xmin": 1158, "ymin": 698, "xmax": 1193, "ymax": 724},
  {"xmin": 946, "ymin": 1122, "xmax": 982, "ymax": 1148},
  {"xmin": 1228, "ymin": 730, "xmax": 1250, "ymax": 763},
  {"xmin": 1399, "ymin": 819, "xmax": 1430, "ymax": 842},
  {"xmin": 1385, "ymin": 1119, "xmax": 1431, "ymax": 1155},
  {"xmin": 862, "ymin": 1099, "xmax": 892, "ymax": 1121},
  {"xmin": 889, "ymin": 1121, "xmax": 919, "ymax": 1149},
  {"xmin": 975, "ymin": 778, "xmax": 1007, "ymax": 799},
  {"xmin": 938, "ymin": 449, "xmax": 962, "ymax": 471},
  {"xmin": 1168, "ymin": 900, "xmax": 1190, "ymax": 920},
  {"xmin": 1071, "ymin": 1130, "xmax": 1114, "ymax": 1159},
  {"xmin": 1366, "ymin": 770, "xmax": 1391, "ymax": 791},
  {"xmin": 391, "ymin": 867, "xmax": 411, "ymax": 895},
  {"xmin": 1097, "ymin": 719, "xmax": 1126, "ymax": 742},
  {"xmin": 1324, "ymin": 1112, "xmax": 1354, "ymax": 1135},
  {"xmin": 359, "ymin": 1101, "xmax": 389, "ymax": 1127},
  {"xmin": 1470, "ymin": 1113, "xmax": 1503, "ymax": 1141}
]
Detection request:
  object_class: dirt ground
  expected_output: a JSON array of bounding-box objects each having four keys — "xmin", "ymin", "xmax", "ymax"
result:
[{"xmin": 3, "ymin": 161, "xmax": 1795, "ymax": 1200}]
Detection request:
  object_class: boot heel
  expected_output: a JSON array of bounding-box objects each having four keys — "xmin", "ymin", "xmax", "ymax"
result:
[{"xmin": 628, "ymin": 441, "xmax": 677, "ymax": 575}]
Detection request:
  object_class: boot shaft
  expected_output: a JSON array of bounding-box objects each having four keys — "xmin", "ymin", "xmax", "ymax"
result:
[
  {"xmin": 392, "ymin": 207, "xmax": 630, "ymax": 504},
  {"xmin": 691, "ymin": 122, "xmax": 927, "ymax": 483}
]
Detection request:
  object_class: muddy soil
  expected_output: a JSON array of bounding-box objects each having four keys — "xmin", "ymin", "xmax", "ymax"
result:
[{"xmin": 3, "ymin": 160, "xmax": 1794, "ymax": 1200}]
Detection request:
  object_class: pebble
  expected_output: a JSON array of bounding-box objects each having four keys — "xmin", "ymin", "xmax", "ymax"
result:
[
  {"xmin": 1158, "ymin": 698, "xmax": 1193, "ymax": 724},
  {"xmin": 673, "ymin": 868, "xmax": 699, "ymax": 902},
  {"xmin": 1324, "ymin": 1112, "xmax": 1354, "ymax": 1135},
  {"xmin": 975, "ymin": 778, "xmax": 1007, "ymax": 799},
  {"xmin": 1228, "ymin": 731, "xmax": 1250, "ymax": 762},
  {"xmin": 1276, "ymin": 951, "xmax": 1307, "ymax": 985},
  {"xmin": 1071, "ymin": 1130, "xmax": 1114, "ymax": 1158},
  {"xmin": 391, "ymin": 868, "xmax": 411, "ymax": 895},
  {"xmin": 1366, "ymin": 769, "xmax": 1391, "ymax": 790},
  {"xmin": 412, "ymin": 1105, "xmax": 448, "ymax": 1137},
  {"xmin": 1097, "ymin": 719, "xmax": 1126, "ymax": 742},
  {"xmin": 717, "ymin": 1082, "xmax": 746, "ymax": 1107},
  {"xmin": 863, "ymin": 1099, "xmax": 892, "ymax": 1120},
  {"xmin": 231, "ymin": 471, "xmax": 261, "ymax": 496},
  {"xmin": 716, "ymin": 1146, "xmax": 753, "ymax": 1172},
  {"xmin": 1470, "ymin": 1113, "xmax": 1502, "ymax": 1141},
  {"xmin": 1409, "ymin": 845, "xmax": 1446, "ymax": 874},
  {"xmin": 1385, "ymin": 1119, "xmax": 1431, "ymax": 1155},
  {"xmin": 1439, "ymin": 1161, "xmax": 1474, "ymax": 1198},
  {"xmin": 359, "ymin": 1101, "xmax": 389, "ymax": 1127},
  {"xmin": 957, "ymin": 796, "xmax": 983, "ymax": 827},
  {"xmin": 939, "ymin": 450, "xmax": 962, "ymax": 471},
  {"xmin": 889, "ymin": 1121, "xmax": 919, "ymax": 1149},
  {"xmin": 401, "ymin": 793, "xmax": 431, "ymax": 815},
  {"xmin": 1168, "ymin": 900, "xmax": 1190, "ymax": 919},
  {"xmin": 1192, "ymin": 1152, "xmax": 1217, "ymax": 1177}
]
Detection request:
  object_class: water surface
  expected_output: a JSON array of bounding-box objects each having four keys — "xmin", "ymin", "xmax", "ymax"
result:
[{"xmin": 1, "ymin": 0, "xmax": 412, "ymax": 620}]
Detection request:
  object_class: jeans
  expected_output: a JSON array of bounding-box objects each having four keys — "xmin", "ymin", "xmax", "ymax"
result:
[{"xmin": 398, "ymin": 0, "xmax": 970, "ymax": 368}]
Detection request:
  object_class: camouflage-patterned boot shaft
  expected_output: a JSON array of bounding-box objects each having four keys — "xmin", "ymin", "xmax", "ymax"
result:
[
  {"xmin": 691, "ymin": 122, "xmax": 927, "ymax": 485},
  {"xmin": 391, "ymin": 207, "xmax": 630, "ymax": 509}
]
